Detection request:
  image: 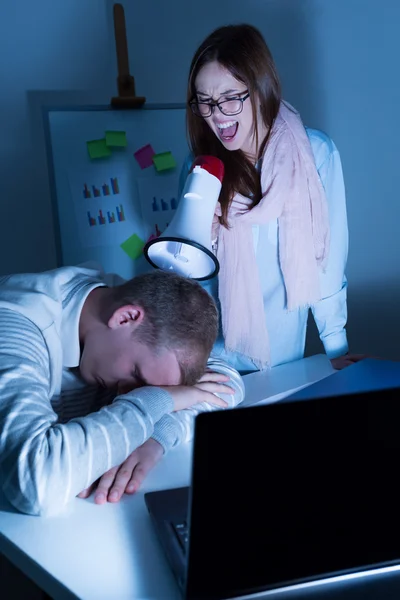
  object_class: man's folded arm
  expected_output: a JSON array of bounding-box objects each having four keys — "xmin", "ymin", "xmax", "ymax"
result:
[
  {"xmin": 152, "ymin": 356, "xmax": 245, "ymax": 453},
  {"xmin": 0, "ymin": 309, "xmax": 173, "ymax": 516}
]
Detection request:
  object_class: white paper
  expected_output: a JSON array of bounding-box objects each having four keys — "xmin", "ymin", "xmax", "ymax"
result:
[
  {"xmin": 241, "ymin": 354, "xmax": 336, "ymax": 406},
  {"xmin": 136, "ymin": 174, "xmax": 179, "ymax": 241},
  {"xmin": 68, "ymin": 166, "xmax": 144, "ymax": 248}
]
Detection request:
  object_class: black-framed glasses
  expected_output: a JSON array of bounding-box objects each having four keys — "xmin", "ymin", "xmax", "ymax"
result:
[{"xmin": 189, "ymin": 92, "xmax": 250, "ymax": 118}]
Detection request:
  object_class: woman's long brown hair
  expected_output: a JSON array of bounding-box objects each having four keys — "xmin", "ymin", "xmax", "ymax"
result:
[{"xmin": 186, "ymin": 24, "xmax": 282, "ymax": 226}]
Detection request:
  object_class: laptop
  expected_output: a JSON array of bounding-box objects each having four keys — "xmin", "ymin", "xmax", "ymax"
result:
[
  {"xmin": 145, "ymin": 387, "xmax": 400, "ymax": 599},
  {"xmin": 285, "ymin": 358, "xmax": 400, "ymax": 402}
]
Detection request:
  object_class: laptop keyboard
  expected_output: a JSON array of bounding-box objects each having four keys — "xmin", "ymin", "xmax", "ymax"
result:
[{"xmin": 171, "ymin": 519, "xmax": 189, "ymax": 553}]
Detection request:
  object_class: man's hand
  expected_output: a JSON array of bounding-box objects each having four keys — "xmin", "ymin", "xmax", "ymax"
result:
[
  {"xmin": 78, "ymin": 372, "xmax": 235, "ymax": 504},
  {"xmin": 160, "ymin": 371, "xmax": 234, "ymax": 411},
  {"xmin": 77, "ymin": 438, "xmax": 164, "ymax": 504},
  {"xmin": 330, "ymin": 353, "xmax": 370, "ymax": 370}
]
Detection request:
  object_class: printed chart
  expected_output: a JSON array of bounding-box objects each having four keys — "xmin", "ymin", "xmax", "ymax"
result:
[{"xmin": 68, "ymin": 168, "xmax": 141, "ymax": 248}]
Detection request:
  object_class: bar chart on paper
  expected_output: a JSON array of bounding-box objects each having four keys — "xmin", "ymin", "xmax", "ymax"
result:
[
  {"xmin": 137, "ymin": 175, "xmax": 179, "ymax": 243},
  {"xmin": 87, "ymin": 205, "xmax": 126, "ymax": 227},
  {"xmin": 69, "ymin": 168, "xmax": 140, "ymax": 248},
  {"xmin": 82, "ymin": 177, "xmax": 120, "ymax": 199}
]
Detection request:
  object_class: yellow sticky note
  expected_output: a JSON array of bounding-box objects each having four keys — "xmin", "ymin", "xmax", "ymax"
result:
[
  {"xmin": 121, "ymin": 233, "xmax": 145, "ymax": 260},
  {"xmin": 152, "ymin": 151, "xmax": 177, "ymax": 172},
  {"xmin": 87, "ymin": 139, "xmax": 112, "ymax": 159},
  {"xmin": 105, "ymin": 130, "xmax": 128, "ymax": 147}
]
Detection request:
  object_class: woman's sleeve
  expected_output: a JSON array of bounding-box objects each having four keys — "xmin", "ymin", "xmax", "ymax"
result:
[{"xmin": 311, "ymin": 140, "xmax": 349, "ymax": 359}]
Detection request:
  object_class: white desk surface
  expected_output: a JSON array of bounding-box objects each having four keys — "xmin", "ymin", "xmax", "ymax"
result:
[{"xmin": 0, "ymin": 354, "xmax": 335, "ymax": 600}]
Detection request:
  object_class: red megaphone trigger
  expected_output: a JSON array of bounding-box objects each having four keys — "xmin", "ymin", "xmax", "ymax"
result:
[{"xmin": 190, "ymin": 155, "xmax": 225, "ymax": 183}]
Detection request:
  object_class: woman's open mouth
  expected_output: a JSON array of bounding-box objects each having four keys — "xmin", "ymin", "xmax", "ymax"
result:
[{"xmin": 217, "ymin": 121, "xmax": 239, "ymax": 142}]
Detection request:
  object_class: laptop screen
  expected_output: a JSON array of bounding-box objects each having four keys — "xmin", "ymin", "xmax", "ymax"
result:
[{"xmin": 185, "ymin": 388, "xmax": 400, "ymax": 599}]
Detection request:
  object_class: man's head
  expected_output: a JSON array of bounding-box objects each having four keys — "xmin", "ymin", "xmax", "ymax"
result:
[{"xmin": 79, "ymin": 270, "xmax": 218, "ymax": 390}]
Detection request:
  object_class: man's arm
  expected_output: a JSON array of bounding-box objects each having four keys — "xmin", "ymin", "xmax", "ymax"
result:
[
  {"xmin": 0, "ymin": 309, "xmax": 173, "ymax": 516},
  {"xmin": 151, "ymin": 356, "xmax": 245, "ymax": 453},
  {"xmin": 77, "ymin": 368, "xmax": 237, "ymax": 503},
  {"xmin": 311, "ymin": 142, "xmax": 349, "ymax": 360}
]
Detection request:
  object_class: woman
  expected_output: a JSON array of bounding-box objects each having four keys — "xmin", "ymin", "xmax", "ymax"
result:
[{"xmin": 181, "ymin": 23, "xmax": 364, "ymax": 373}]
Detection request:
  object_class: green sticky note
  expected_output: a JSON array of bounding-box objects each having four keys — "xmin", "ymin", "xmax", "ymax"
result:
[
  {"xmin": 121, "ymin": 233, "xmax": 145, "ymax": 260},
  {"xmin": 87, "ymin": 139, "xmax": 112, "ymax": 159},
  {"xmin": 105, "ymin": 130, "xmax": 128, "ymax": 147},
  {"xmin": 152, "ymin": 151, "xmax": 177, "ymax": 172}
]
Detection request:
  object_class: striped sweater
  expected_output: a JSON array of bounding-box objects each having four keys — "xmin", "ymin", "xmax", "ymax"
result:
[{"xmin": 0, "ymin": 267, "xmax": 244, "ymax": 516}]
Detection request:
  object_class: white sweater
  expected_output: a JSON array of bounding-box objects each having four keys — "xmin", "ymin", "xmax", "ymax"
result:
[{"xmin": 0, "ymin": 266, "xmax": 244, "ymax": 516}]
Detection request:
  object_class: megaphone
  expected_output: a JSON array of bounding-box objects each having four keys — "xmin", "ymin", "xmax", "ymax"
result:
[{"xmin": 143, "ymin": 155, "xmax": 224, "ymax": 280}]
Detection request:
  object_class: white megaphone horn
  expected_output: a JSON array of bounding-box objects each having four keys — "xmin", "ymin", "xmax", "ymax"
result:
[{"xmin": 143, "ymin": 155, "xmax": 224, "ymax": 280}]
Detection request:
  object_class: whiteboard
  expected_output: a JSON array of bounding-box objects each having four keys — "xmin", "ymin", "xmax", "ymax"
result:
[{"xmin": 44, "ymin": 104, "xmax": 187, "ymax": 280}]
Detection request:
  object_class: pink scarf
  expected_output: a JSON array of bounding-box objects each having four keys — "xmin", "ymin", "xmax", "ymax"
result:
[{"xmin": 213, "ymin": 102, "xmax": 330, "ymax": 370}]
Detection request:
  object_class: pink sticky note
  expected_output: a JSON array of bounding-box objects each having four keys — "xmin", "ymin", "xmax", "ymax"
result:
[{"xmin": 134, "ymin": 144, "xmax": 155, "ymax": 169}]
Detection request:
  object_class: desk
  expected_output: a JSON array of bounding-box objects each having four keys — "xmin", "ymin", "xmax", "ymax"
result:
[{"xmin": 0, "ymin": 355, "xmax": 335, "ymax": 600}]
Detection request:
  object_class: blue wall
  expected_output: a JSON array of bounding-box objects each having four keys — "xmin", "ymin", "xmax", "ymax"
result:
[{"xmin": 0, "ymin": 0, "xmax": 113, "ymax": 274}]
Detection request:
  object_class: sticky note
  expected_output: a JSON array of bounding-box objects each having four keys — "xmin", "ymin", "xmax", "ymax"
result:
[
  {"xmin": 121, "ymin": 233, "xmax": 145, "ymax": 260},
  {"xmin": 87, "ymin": 139, "xmax": 112, "ymax": 159},
  {"xmin": 152, "ymin": 151, "xmax": 177, "ymax": 172},
  {"xmin": 134, "ymin": 143, "xmax": 155, "ymax": 169},
  {"xmin": 105, "ymin": 130, "xmax": 128, "ymax": 147}
]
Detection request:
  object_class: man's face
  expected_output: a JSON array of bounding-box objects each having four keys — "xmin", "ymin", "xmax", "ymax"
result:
[{"xmin": 79, "ymin": 320, "xmax": 182, "ymax": 391}]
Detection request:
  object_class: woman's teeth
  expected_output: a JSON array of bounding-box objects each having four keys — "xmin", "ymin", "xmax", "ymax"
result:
[
  {"xmin": 217, "ymin": 121, "xmax": 239, "ymax": 140},
  {"xmin": 217, "ymin": 120, "xmax": 237, "ymax": 130}
]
